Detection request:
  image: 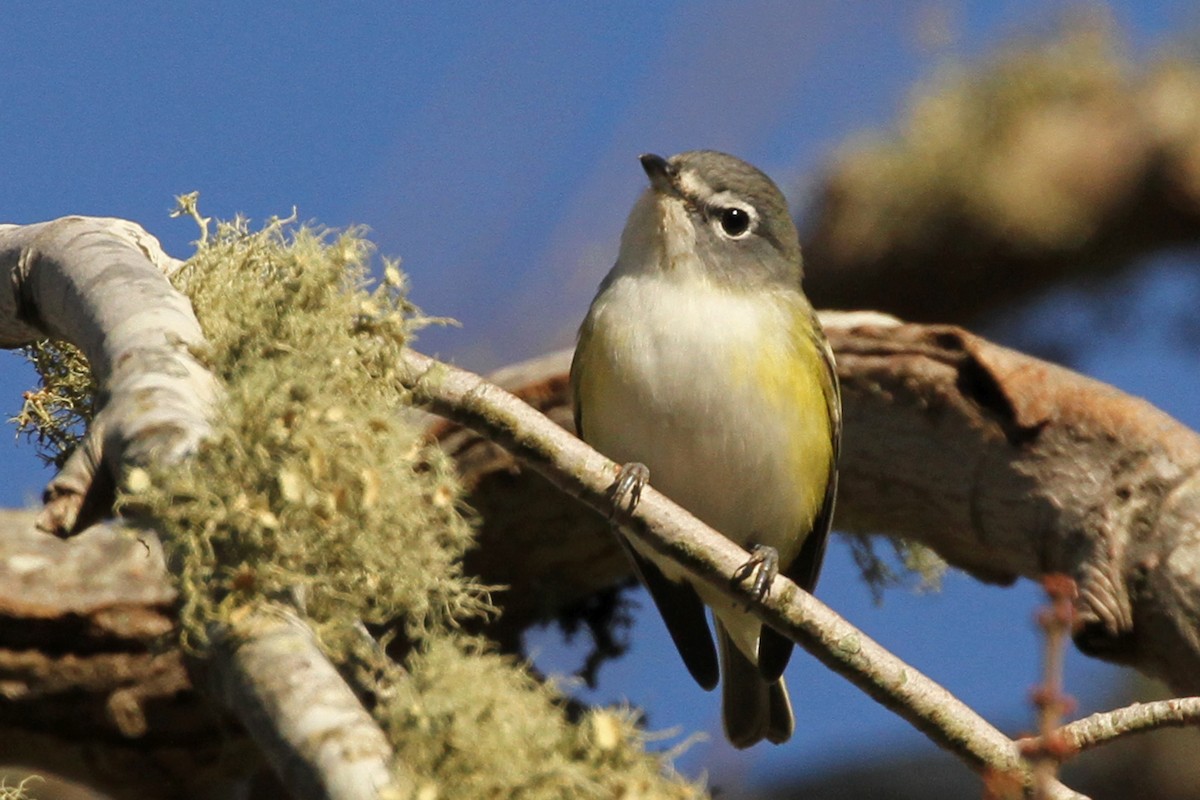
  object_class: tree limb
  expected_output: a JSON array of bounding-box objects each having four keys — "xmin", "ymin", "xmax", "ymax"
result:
[
  {"xmin": 204, "ymin": 605, "xmax": 408, "ymax": 800},
  {"xmin": 825, "ymin": 313, "xmax": 1200, "ymax": 698},
  {"xmin": 0, "ymin": 218, "xmax": 404, "ymax": 799},
  {"xmin": 435, "ymin": 312, "xmax": 1200, "ymax": 701},
  {"xmin": 8, "ymin": 285, "xmax": 1200, "ymax": 795},
  {"xmin": 0, "ymin": 216, "xmax": 217, "ymax": 533},
  {"xmin": 399, "ymin": 347, "xmax": 1084, "ymax": 799}
]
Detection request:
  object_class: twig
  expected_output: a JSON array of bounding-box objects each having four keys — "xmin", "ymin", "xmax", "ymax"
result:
[
  {"xmin": 397, "ymin": 347, "xmax": 1086, "ymax": 800},
  {"xmin": 1018, "ymin": 697, "xmax": 1200, "ymax": 755},
  {"xmin": 1020, "ymin": 575, "xmax": 1079, "ymax": 798}
]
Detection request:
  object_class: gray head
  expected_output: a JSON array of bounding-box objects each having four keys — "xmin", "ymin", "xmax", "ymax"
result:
[{"xmin": 615, "ymin": 150, "xmax": 802, "ymax": 289}]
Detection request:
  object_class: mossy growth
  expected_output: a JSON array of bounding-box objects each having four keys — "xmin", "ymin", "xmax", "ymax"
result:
[
  {"xmin": 845, "ymin": 534, "xmax": 946, "ymax": 606},
  {"xmin": 129, "ymin": 215, "xmax": 490, "ymax": 648},
  {"xmin": 351, "ymin": 634, "xmax": 701, "ymax": 799},
  {"xmin": 0, "ymin": 775, "xmax": 37, "ymax": 800},
  {"xmin": 13, "ymin": 339, "xmax": 94, "ymax": 469},
  {"xmin": 19, "ymin": 211, "xmax": 701, "ymax": 797},
  {"xmin": 820, "ymin": 20, "xmax": 1137, "ymax": 249}
]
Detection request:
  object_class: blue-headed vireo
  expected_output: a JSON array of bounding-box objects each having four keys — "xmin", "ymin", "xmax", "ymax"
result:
[{"xmin": 571, "ymin": 150, "xmax": 840, "ymax": 748}]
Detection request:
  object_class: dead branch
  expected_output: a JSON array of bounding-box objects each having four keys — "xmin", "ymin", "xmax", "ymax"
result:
[
  {"xmin": 0, "ymin": 216, "xmax": 218, "ymax": 534},
  {"xmin": 829, "ymin": 313, "xmax": 1200, "ymax": 697},
  {"xmin": 7, "ymin": 299, "xmax": 1200, "ymax": 796}
]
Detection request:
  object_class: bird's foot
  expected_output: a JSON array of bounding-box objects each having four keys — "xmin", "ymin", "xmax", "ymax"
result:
[
  {"xmin": 734, "ymin": 544, "xmax": 779, "ymax": 602},
  {"xmin": 609, "ymin": 462, "xmax": 650, "ymax": 521}
]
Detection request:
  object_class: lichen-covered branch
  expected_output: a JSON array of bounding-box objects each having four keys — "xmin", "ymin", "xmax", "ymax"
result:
[
  {"xmin": 0, "ymin": 217, "xmax": 404, "ymax": 799},
  {"xmin": 2, "ymin": 217, "xmax": 702, "ymax": 800},
  {"xmin": 801, "ymin": 27, "xmax": 1200, "ymax": 324},
  {"xmin": 11, "ymin": 304, "xmax": 1198, "ymax": 795},
  {"xmin": 0, "ymin": 508, "xmax": 409, "ymax": 800},
  {"xmin": 205, "ymin": 605, "xmax": 408, "ymax": 800}
]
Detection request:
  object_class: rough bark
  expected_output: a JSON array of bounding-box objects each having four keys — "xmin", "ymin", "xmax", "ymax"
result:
[
  {"xmin": 401, "ymin": 346, "xmax": 1084, "ymax": 800},
  {"xmin": 6, "ymin": 312, "xmax": 1200, "ymax": 796},
  {"xmin": 0, "ymin": 508, "xmax": 245, "ymax": 799}
]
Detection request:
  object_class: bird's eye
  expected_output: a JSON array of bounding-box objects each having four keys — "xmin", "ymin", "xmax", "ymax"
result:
[{"xmin": 718, "ymin": 207, "xmax": 752, "ymax": 238}]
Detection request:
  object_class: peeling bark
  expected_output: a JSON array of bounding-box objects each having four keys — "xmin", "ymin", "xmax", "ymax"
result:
[
  {"xmin": 5, "ymin": 217, "xmax": 1200, "ymax": 793},
  {"xmin": 401, "ymin": 346, "xmax": 1086, "ymax": 800}
]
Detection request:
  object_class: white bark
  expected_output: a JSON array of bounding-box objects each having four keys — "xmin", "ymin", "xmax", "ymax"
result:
[
  {"xmin": 207, "ymin": 606, "xmax": 410, "ymax": 800},
  {"xmin": 0, "ymin": 215, "xmax": 217, "ymax": 532}
]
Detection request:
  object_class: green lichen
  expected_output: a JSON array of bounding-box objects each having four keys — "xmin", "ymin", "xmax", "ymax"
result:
[
  {"xmin": 11, "ymin": 340, "xmax": 93, "ymax": 468},
  {"xmin": 846, "ymin": 534, "xmax": 946, "ymax": 606},
  {"xmin": 120, "ymin": 215, "xmax": 488, "ymax": 648},
  {"xmin": 352, "ymin": 633, "xmax": 701, "ymax": 799}
]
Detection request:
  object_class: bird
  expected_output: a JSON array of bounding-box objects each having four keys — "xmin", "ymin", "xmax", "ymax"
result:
[{"xmin": 570, "ymin": 150, "xmax": 840, "ymax": 748}]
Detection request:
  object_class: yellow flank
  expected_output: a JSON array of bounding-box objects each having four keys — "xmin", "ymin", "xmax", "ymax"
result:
[
  {"xmin": 734, "ymin": 304, "xmax": 833, "ymax": 537},
  {"xmin": 571, "ymin": 315, "xmax": 615, "ymax": 433}
]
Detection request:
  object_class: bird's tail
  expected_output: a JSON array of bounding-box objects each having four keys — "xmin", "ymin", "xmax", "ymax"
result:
[{"xmin": 717, "ymin": 622, "xmax": 794, "ymax": 748}]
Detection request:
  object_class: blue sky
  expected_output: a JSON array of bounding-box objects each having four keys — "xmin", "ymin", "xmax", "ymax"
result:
[{"xmin": 2, "ymin": 2, "xmax": 1198, "ymax": 792}]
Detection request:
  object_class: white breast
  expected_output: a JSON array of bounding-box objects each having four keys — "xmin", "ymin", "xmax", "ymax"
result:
[{"xmin": 580, "ymin": 272, "xmax": 821, "ymax": 570}]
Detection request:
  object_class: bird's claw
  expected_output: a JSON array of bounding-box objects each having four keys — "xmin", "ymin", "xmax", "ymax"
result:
[
  {"xmin": 609, "ymin": 462, "xmax": 650, "ymax": 521},
  {"xmin": 734, "ymin": 543, "xmax": 779, "ymax": 602}
]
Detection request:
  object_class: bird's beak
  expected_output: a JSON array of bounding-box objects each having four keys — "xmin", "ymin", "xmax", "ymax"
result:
[{"xmin": 640, "ymin": 153, "xmax": 678, "ymax": 196}]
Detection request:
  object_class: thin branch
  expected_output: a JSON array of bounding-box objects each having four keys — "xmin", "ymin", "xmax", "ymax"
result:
[
  {"xmin": 397, "ymin": 347, "xmax": 1085, "ymax": 800},
  {"xmin": 443, "ymin": 312, "xmax": 1200, "ymax": 701},
  {"xmin": 1023, "ymin": 576, "xmax": 1079, "ymax": 798},
  {"xmin": 1018, "ymin": 697, "xmax": 1200, "ymax": 756}
]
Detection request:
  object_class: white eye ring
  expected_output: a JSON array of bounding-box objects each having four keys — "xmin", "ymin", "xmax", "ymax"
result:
[{"xmin": 715, "ymin": 205, "xmax": 754, "ymax": 239}]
